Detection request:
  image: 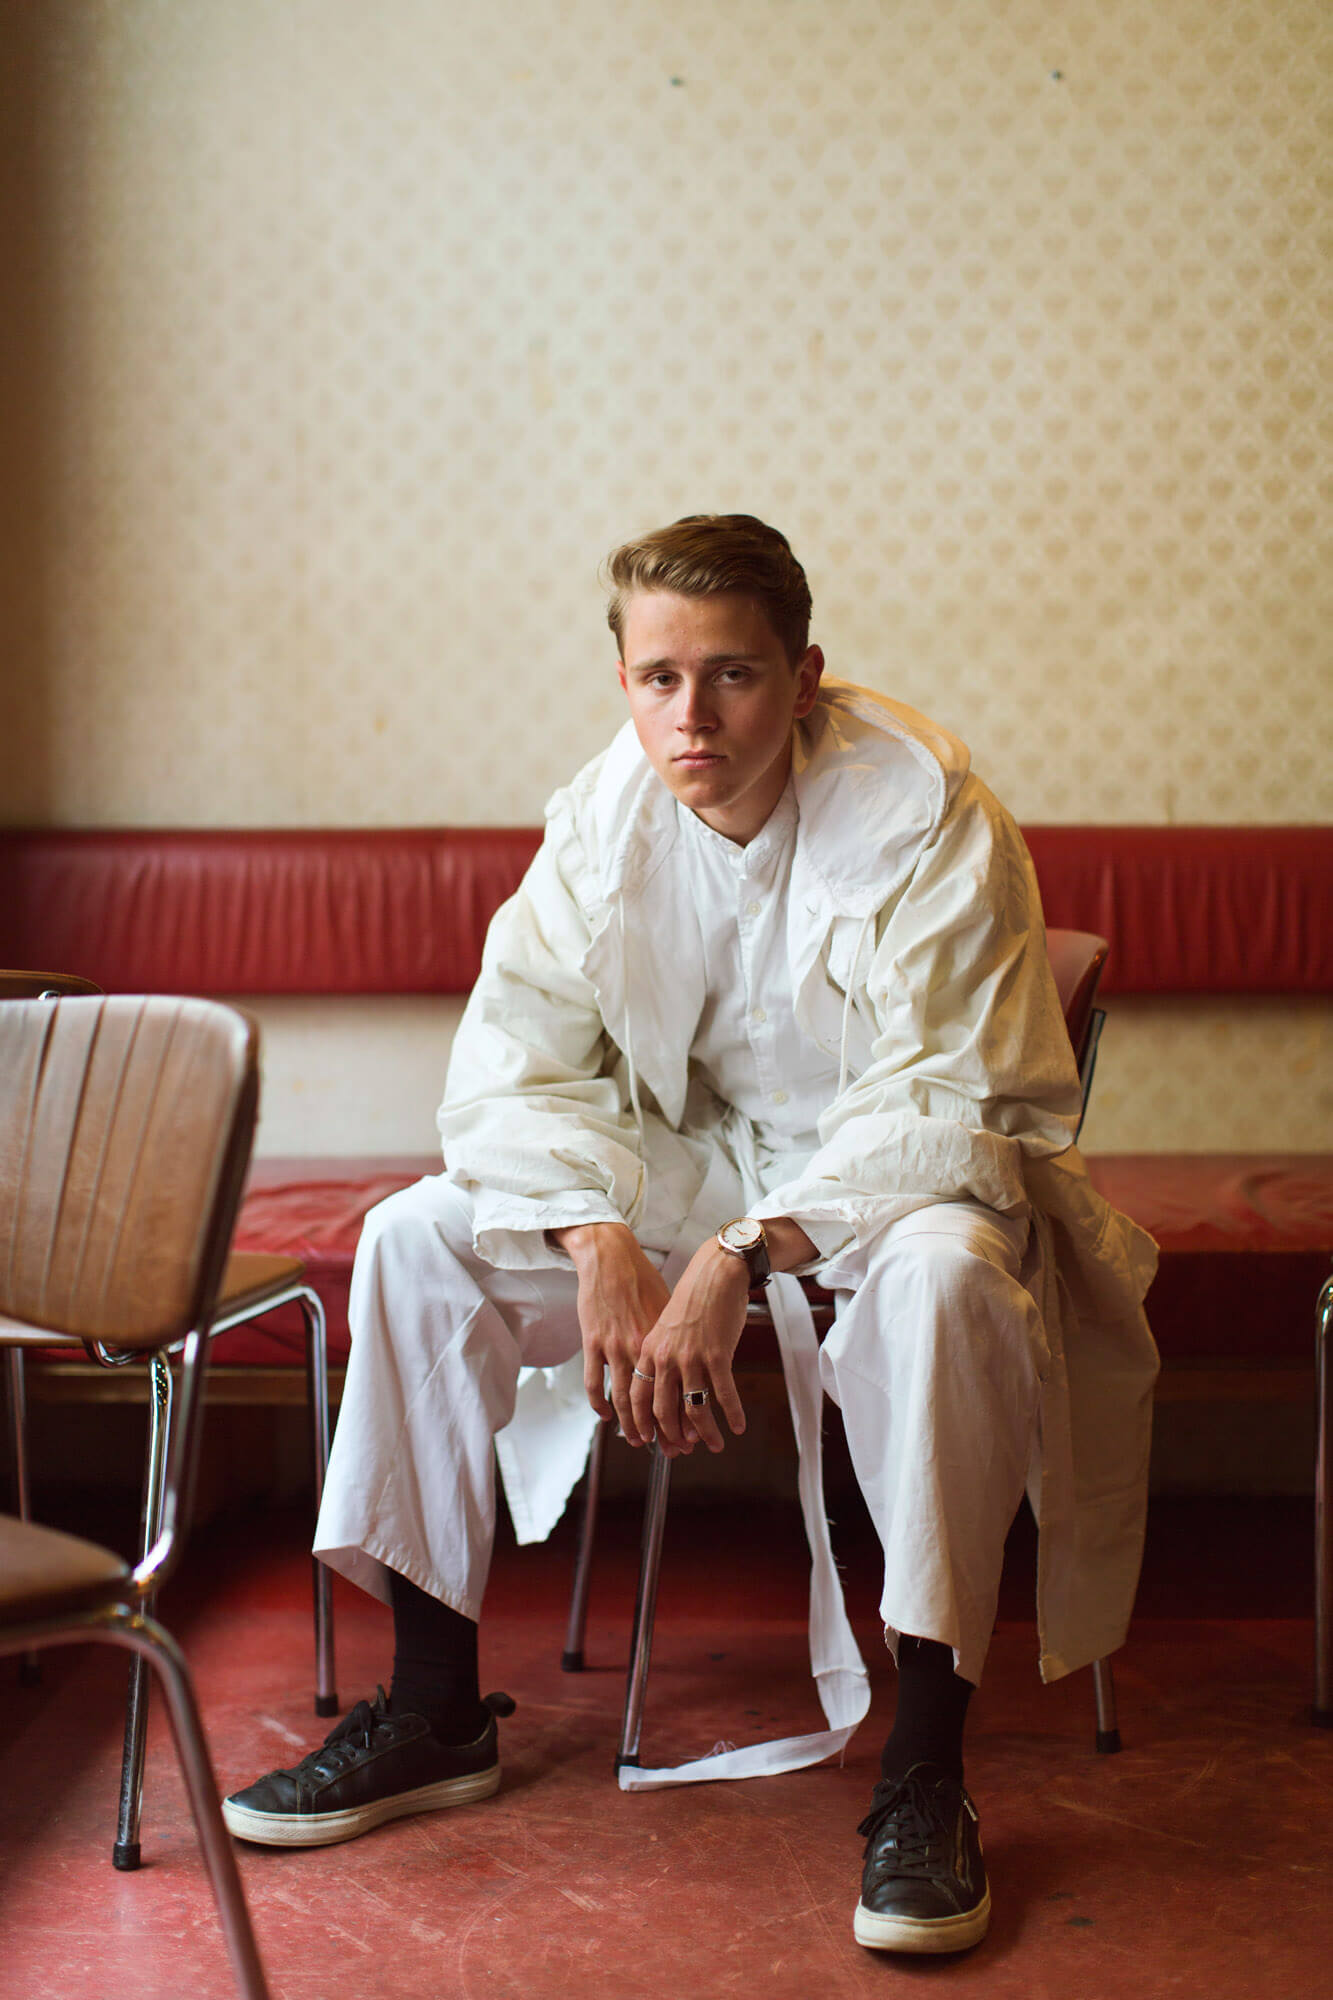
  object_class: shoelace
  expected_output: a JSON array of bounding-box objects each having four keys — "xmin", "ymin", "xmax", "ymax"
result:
[
  {"xmin": 302, "ymin": 1687, "xmax": 398, "ymax": 1778},
  {"xmin": 857, "ymin": 1771, "xmax": 956, "ymax": 1881},
  {"xmin": 299, "ymin": 1685, "xmax": 518, "ymax": 1781}
]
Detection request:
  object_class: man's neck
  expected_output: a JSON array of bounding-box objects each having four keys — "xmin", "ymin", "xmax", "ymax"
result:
[{"xmin": 691, "ymin": 743, "xmax": 795, "ymax": 847}]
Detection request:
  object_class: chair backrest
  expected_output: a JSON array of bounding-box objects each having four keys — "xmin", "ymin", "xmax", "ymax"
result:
[
  {"xmin": 0, "ymin": 996, "xmax": 259, "ymax": 1347},
  {"xmin": 0, "ymin": 970, "xmax": 103, "ymax": 1000},
  {"xmin": 1045, "ymin": 928, "xmax": 1109, "ymax": 1072}
]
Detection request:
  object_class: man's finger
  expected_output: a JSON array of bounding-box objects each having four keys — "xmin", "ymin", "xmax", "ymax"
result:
[
  {"xmin": 682, "ymin": 1387, "xmax": 725, "ymax": 1454},
  {"xmin": 708, "ymin": 1360, "xmax": 747, "ymax": 1437},
  {"xmin": 583, "ymin": 1351, "xmax": 612, "ymax": 1421},
  {"xmin": 608, "ymin": 1362, "xmax": 643, "ymax": 1444},
  {"xmin": 652, "ymin": 1368, "xmax": 688, "ymax": 1448},
  {"xmin": 628, "ymin": 1365, "xmax": 658, "ymax": 1446}
]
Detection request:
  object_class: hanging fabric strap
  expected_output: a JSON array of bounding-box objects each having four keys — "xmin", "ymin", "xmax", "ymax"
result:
[{"xmin": 618, "ymin": 1268, "xmax": 870, "ymax": 1789}]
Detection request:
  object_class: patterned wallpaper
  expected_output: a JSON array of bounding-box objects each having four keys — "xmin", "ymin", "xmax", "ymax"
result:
[
  {"xmin": 245, "ymin": 992, "xmax": 1330, "ymax": 1160},
  {"xmin": 2, "ymin": 0, "xmax": 1329, "ymax": 828},
  {"xmin": 1, "ymin": 0, "xmax": 1328, "ymax": 1154}
]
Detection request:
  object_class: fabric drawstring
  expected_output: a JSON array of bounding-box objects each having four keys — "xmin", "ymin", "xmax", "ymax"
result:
[
  {"xmin": 618, "ymin": 1115, "xmax": 871, "ymax": 1792},
  {"xmin": 619, "ymin": 921, "xmax": 648, "ymax": 1191},
  {"xmin": 836, "ymin": 909, "xmax": 876, "ymax": 1099},
  {"xmin": 620, "ymin": 922, "xmax": 646, "ymax": 1148}
]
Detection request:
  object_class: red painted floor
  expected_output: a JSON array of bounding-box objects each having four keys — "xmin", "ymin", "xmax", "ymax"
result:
[{"xmin": 3, "ymin": 1490, "xmax": 1331, "ymax": 1999}]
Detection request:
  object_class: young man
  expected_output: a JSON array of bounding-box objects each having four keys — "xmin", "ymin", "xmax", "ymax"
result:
[{"xmin": 224, "ymin": 515, "xmax": 1158, "ymax": 1954}]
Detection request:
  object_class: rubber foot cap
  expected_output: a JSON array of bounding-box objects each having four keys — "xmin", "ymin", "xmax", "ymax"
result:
[
  {"xmin": 112, "ymin": 1842, "xmax": 141, "ymax": 1872},
  {"xmin": 561, "ymin": 1650, "xmax": 585, "ymax": 1673},
  {"xmin": 614, "ymin": 1753, "xmax": 641, "ymax": 1772},
  {"xmin": 314, "ymin": 1693, "xmax": 340, "ymax": 1718},
  {"xmin": 18, "ymin": 1659, "xmax": 42, "ymax": 1687},
  {"xmin": 1095, "ymin": 1728, "xmax": 1123, "ymax": 1755}
]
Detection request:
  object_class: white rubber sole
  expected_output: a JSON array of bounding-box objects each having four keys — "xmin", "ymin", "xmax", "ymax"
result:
[
  {"xmin": 222, "ymin": 1763, "xmax": 501, "ymax": 1848},
  {"xmin": 853, "ymin": 1886, "xmax": 991, "ymax": 1955}
]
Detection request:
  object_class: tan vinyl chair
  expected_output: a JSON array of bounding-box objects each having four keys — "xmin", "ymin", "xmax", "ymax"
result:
[
  {"xmin": 0, "ymin": 994, "xmax": 271, "ymax": 2000},
  {"xmin": 562, "ymin": 929, "xmax": 1122, "ymax": 1769},
  {"xmin": 0, "ymin": 969, "xmax": 336, "ymax": 1874}
]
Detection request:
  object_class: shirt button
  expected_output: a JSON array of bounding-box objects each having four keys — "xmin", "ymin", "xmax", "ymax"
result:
[
  {"xmin": 772, "ymin": 1088, "xmax": 789, "ymax": 1105},
  {"xmin": 745, "ymin": 900, "xmax": 761, "ymax": 917},
  {"xmin": 751, "ymin": 1007, "xmax": 767, "ymax": 1024}
]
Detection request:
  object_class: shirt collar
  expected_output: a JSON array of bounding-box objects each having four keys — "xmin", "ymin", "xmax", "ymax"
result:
[{"xmin": 678, "ymin": 775, "xmax": 798, "ymax": 877}]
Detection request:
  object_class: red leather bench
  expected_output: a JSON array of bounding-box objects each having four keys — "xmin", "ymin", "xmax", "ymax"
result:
[
  {"xmin": 215, "ymin": 1149, "xmax": 1333, "ymax": 1383},
  {"xmin": 3, "ymin": 824, "xmax": 1330, "ymax": 1398},
  {"xmin": 3, "ymin": 824, "xmax": 1326, "ymax": 1000}
]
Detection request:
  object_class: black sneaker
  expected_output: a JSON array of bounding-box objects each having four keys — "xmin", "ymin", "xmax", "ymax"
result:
[
  {"xmin": 853, "ymin": 1762, "xmax": 990, "ymax": 1954},
  {"xmin": 221, "ymin": 1687, "xmax": 514, "ymax": 1848}
]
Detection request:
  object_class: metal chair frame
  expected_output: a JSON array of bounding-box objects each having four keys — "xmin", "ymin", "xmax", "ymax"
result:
[
  {"xmin": 1315, "ymin": 1270, "xmax": 1332, "ymax": 1727},
  {"xmin": 0, "ymin": 1330, "xmax": 269, "ymax": 2000},
  {"xmin": 1, "ymin": 972, "xmax": 337, "ymax": 1873},
  {"xmin": 562, "ymin": 929, "xmax": 1124, "ymax": 1768},
  {"xmin": 0, "ymin": 995, "xmax": 272, "ymax": 1997},
  {"xmin": 106, "ymin": 1274, "xmax": 335, "ymax": 1869}
]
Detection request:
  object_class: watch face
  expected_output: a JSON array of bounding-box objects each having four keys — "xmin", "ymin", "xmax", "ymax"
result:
[{"xmin": 720, "ymin": 1218, "xmax": 764, "ymax": 1252}]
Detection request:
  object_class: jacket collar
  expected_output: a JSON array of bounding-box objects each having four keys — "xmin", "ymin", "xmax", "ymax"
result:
[{"xmin": 589, "ymin": 678, "xmax": 970, "ymax": 919}]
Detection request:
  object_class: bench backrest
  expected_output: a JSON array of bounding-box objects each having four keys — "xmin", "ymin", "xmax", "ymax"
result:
[{"xmin": 0, "ymin": 825, "xmax": 1327, "ymax": 1000}]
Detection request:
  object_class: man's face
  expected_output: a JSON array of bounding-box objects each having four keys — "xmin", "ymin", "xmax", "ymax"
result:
[{"xmin": 617, "ymin": 590, "xmax": 824, "ymax": 845}]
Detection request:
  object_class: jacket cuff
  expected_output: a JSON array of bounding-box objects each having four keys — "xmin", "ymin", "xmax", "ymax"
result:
[
  {"xmin": 463, "ymin": 1186, "xmax": 625, "ymax": 1270},
  {"xmin": 748, "ymin": 1193, "xmax": 860, "ymax": 1281}
]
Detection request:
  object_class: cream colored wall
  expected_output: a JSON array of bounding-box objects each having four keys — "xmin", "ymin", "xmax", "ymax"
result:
[
  {"xmin": 2, "ymin": 0, "xmax": 1329, "ymax": 1156},
  {"xmin": 245, "ymin": 992, "xmax": 1331, "ymax": 1160}
]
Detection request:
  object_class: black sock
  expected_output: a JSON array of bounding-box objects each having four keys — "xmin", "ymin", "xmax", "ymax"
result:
[
  {"xmin": 387, "ymin": 1570, "xmax": 488, "ymax": 1745},
  {"xmin": 879, "ymin": 1635, "xmax": 973, "ymax": 1784}
]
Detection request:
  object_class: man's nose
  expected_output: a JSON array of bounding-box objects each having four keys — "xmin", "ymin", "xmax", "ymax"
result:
[{"xmin": 678, "ymin": 682, "xmax": 717, "ymax": 731}]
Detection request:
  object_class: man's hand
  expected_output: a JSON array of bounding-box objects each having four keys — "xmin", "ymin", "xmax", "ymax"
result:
[
  {"xmin": 630, "ymin": 1217, "xmax": 819, "ymax": 1454},
  {"xmin": 552, "ymin": 1223, "xmax": 670, "ymax": 1444},
  {"xmin": 631, "ymin": 1238, "xmax": 751, "ymax": 1453}
]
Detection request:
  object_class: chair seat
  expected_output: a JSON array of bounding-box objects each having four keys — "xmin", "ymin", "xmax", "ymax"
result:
[
  {"xmin": 0, "ymin": 1513, "xmax": 131, "ymax": 1621},
  {"xmin": 0, "ymin": 1255, "xmax": 307, "ymax": 1355},
  {"xmin": 0, "ymin": 1313, "xmax": 83, "ymax": 1350},
  {"xmin": 215, "ymin": 1251, "xmax": 306, "ymax": 1322},
  {"xmin": 744, "ymin": 1280, "xmax": 836, "ymax": 1356}
]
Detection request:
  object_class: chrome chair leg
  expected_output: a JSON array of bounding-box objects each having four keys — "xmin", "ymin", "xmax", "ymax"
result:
[
  {"xmin": 1092, "ymin": 1655, "xmax": 1121, "ymax": 1754},
  {"xmin": 562, "ymin": 1420, "xmax": 609, "ymax": 1672},
  {"xmin": 300, "ymin": 1286, "xmax": 339, "ymax": 1717},
  {"xmin": 4, "ymin": 1347, "xmax": 32, "ymax": 1518},
  {"xmin": 1315, "ymin": 1272, "xmax": 1332, "ymax": 1726},
  {"xmin": 105, "ymin": 1610, "xmax": 272, "ymax": 1999},
  {"xmin": 114, "ymin": 1350, "xmax": 173, "ymax": 1870},
  {"xmin": 124, "ymin": 1614, "xmax": 272, "ymax": 2000},
  {"xmin": 4, "ymin": 1349, "xmax": 41, "ymax": 1686},
  {"xmin": 616, "ymin": 1442, "xmax": 673, "ymax": 1771},
  {"xmin": 0, "ymin": 1610, "xmax": 272, "ymax": 2000}
]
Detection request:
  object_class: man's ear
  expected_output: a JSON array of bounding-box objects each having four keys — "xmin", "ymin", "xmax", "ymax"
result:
[
  {"xmin": 793, "ymin": 645, "xmax": 824, "ymax": 719},
  {"xmin": 617, "ymin": 659, "xmax": 628, "ymax": 694}
]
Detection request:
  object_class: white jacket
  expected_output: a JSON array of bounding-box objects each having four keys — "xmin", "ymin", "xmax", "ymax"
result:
[{"xmin": 440, "ymin": 680, "xmax": 1159, "ymax": 1688}]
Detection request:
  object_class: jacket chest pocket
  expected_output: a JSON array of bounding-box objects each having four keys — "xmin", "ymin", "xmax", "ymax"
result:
[{"xmin": 810, "ymin": 931, "xmax": 879, "ymax": 1081}]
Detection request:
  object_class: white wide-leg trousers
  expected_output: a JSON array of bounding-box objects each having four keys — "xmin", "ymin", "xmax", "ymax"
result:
[{"xmin": 314, "ymin": 1175, "xmax": 1043, "ymax": 1687}]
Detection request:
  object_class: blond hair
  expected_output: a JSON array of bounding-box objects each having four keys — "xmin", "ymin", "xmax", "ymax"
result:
[{"xmin": 603, "ymin": 514, "xmax": 812, "ymax": 663}]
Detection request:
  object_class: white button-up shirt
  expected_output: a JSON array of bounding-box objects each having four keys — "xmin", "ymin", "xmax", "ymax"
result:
[
  {"xmin": 678, "ymin": 781, "xmax": 840, "ymax": 1161},
  {"xmin": 675, "ymin": 785, "xmax": 855, "ymax": 1266}
]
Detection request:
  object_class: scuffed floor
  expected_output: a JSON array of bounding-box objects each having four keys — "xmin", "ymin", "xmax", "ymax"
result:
[{"xmin": 2, "ymin": 1491, "xmax": 1329, "ymax": 1999}]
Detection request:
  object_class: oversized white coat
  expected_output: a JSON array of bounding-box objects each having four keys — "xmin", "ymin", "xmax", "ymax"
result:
[{"xmin": 439, "ymin": 680, "xmax": 1160, "ymax": 1695}]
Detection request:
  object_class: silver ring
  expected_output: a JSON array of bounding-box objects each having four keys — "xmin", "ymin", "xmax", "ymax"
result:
[
  {"xmin": 683, "ymin": 1388, "xmax": 710, "ymax": 1409},
  {"xmin": 632, "ymin": 1366, "xmax": 654, "ymax": 1383}
]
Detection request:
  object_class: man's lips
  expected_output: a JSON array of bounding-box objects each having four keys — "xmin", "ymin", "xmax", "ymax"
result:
[{"xmin": 674, "ymin": 751, "xmax": 725, "ymax": 767}]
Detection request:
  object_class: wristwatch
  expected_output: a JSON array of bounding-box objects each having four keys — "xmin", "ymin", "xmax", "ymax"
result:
[{"xmin": 715, "ymin": 1216, "xmax": 772, "ymax": 1288}]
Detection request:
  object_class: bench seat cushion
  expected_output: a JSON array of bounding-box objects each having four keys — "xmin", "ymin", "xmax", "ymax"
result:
[{"xmin": 221, "ymin": 1153, "xmax": 1333, "ymax": 1370}]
